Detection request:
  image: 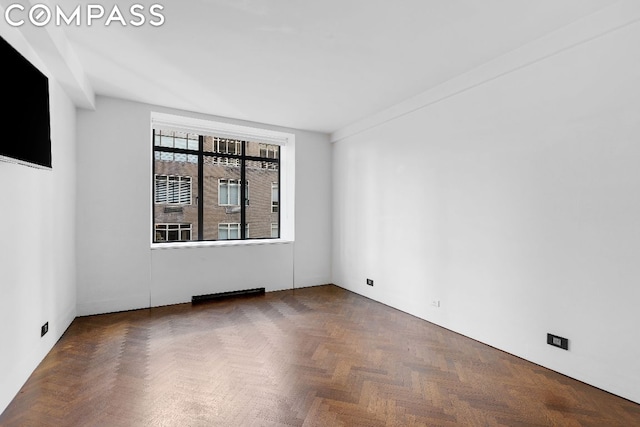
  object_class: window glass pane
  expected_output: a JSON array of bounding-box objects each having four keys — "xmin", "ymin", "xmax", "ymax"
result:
[
  {"xmin": 179, "ymin": 178, "xmax": 191, "ymax": 204},
  {"xmin": 155, "ymin": 224, "xmax": 190, "ymax": 242},
  {"xmin": 155, "ymin": 228, "xmax": 166, "ymax": 242},
  {"xmin": 203, "ymin": 155, "xmax": 241, "ymax": 241},
  {"xmin": 187, "ymin": 138, "xmax": 199, "ymax": 151},
  {"xmin": 271, "ymin": 182, "xmax": 279, "ymax": 213},
  {"xmin": 229, "ymin": 224, "xmax": 239, "ymax": 239},
  {"xmin": 243, "ymin": 159, "xmax": 279, "ymax": 239},
  {"xmin": 153, "ymin": 151, "xmax": 198, "ymax": 242},
  {"xmin": 219, "ymin": 180, "xmax": 229, "ymax": 205},
  {"xmin": 229, "ymin": 181, "xmax": 240, "ymax": 205},
  {"xmin": 247, "ymin": 141, "xmax": 279, "ymax": 159},
  {"xmin": 155, "ymin": 175, "xmax": 191, "ymax": 205},
  {"xmin": 174, "ymin": 137, "xmax": 187, "ymax": 149},
  {"xmin": 218, "ymin": 225, "xmax": 228, "ymax": 240},
  {"xmin": 160, "ymin": 135, "xmax": 173, "ymax": 147},
  {"xmin": 217, "ymin": 223, "xmax": 241, "ymax": 240}
]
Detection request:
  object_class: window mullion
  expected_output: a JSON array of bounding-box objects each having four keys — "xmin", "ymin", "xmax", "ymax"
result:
[
  {"xmin": 197, "ymin": 135, "xmax": 204, "ymax": 241},
  {"xmin": 240, "ymin": 140, "xmax": 247, "ymax": 240},
  {"xmin": 278, "ymin": 146, "xmax": 281, "ymax": 238}
]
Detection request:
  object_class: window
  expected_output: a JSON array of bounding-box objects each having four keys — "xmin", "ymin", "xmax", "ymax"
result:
[
  {"xmin": 155, "ymin": 175, "xmax": 191, "ymax": 205},
  {"xmin": 218, "ymin": 223, "xmax": 249, "ymax": 240},
  {"xmin": 218, "ymin": 179, "xmax": 249, "ymax": 206},
  {"xmin": 271, "ymin": 182, "xmax": 279, "ymax": 213},
  {"xmin": 152, "ymin": 115, "xmax": 292, "ymax": 244},
  {"xmin": 260, "ymin": 143, "xmax": 279, "ymax": 170},
  {"xmin": 219, "ymin": 179, "xmax": 240, "ymax": 206},
  {"xmin": 218, "ymin": 223, "xmax": 239, "ymax": 240},
  {"xmin": 155, "ymin": 223, "xmax": 192, "ymax": 242},
  {"xmin": 215, "ymin": 138, "xmax": 241, "ymax": 155},
  {"xmin": 212, "ymin": 137, "xmax": 241, "ymax": 166}
]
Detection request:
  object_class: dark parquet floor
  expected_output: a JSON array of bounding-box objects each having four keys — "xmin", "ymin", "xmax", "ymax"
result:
[{"xmin": 1, "ymin": 285, "xmax": 639, "ymax": 426}]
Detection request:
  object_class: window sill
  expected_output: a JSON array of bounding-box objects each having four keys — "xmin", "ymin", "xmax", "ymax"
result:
[{"xmin": 151, "ymin": 238, "xmax": 294, "ymax": 250}]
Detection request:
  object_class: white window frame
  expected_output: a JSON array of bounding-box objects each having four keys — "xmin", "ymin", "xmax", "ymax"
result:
[{"xmin": 150, "ymin": 112, "xmax": 295, "ymax": 248}]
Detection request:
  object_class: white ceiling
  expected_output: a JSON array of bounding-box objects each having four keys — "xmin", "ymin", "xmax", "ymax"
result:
[{"xmin": 56, "ymin": 0, "xmax": 616, "ymax": 134}]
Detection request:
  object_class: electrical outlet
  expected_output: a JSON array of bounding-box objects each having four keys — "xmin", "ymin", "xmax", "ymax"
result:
[
  {"xmin": 547, "ymin": 333, "xmax": 568, "ymax": 350},
  {"xmin": 366, "ymin": 278, "xmax": 374, "ymax": 286},
  {"xmin": 431, "ymin": 300, "xmax": 440, "ymax": 308},
  {"xmin": 41, "ymin": 322, "xmax": 48, "ymax": 337}
]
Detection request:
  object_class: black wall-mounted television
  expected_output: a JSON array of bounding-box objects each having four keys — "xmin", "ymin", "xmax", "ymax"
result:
[{"xmin": 0, "ymin": 35, "xmax": 51, "ymax": 169}]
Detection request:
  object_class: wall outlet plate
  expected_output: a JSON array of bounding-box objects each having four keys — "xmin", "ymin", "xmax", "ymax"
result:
[
  {"xmin": 41, "ymin": 322, "xmax": 48, "ymax": 337},
  {"xmin": 547, "ymin": 333, "xmax": 568, "ymax": 350},
  {"xmin": 366, "ymin": 279, "xmax": 374, "ymax": 286}
]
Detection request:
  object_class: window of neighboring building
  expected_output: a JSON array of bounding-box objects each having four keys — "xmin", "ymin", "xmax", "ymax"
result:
[
  {"xmin": 260, "ymin": 143, "xmax": 278, "ymax": 158},
  {"xmin": 212, "ymin": 137, "xmax": 241, "ymax": 166},
  {"xmin": 218, "ymin": 223, "xmax": 240, "ymax": 240},
  {"xmin": 215, "ymin": 138, "xmax": 241, "ymax": 155},
  {"xmin": 260, "ymin": 143, "xmax": 279, "ymax": 170},
  {"xmin": 155, "ymin": 223, "xmax": 192, "ymax": 242},
  {"xmin": 151, "ymin": 114, "xmax": 293, "ymax": 245},
  {"xmin": 271, "ymin": 182, "xmax": 279, "ymax": 213},
  {"xmin": 218, "ymin": 223, "xmax": 250, "ymax": 240},
  {"xmin": 155, "ymin": 175, "xmax": 192, "ymax": 205},
  {"xmin": 218, "ymin": 179, "xmax": 249, "ymax": 206},
  {"xmin": 219, "ymin": 179, "xmax": 241, "ymax": 206}
]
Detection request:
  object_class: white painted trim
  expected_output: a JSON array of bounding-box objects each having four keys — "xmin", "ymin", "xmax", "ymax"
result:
[
  {"xmin": 151, "ymin": 238, "xmax": 293, "ymax": 249},
  {"xmin": 151, "ymin": 112, "xmax": 294, "ymax": 146},
  {"xmin": 331, "ymin": 0, "xmax": 640, "ymax": 143}
]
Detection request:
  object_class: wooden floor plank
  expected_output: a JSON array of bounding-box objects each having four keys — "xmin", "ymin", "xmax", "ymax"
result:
[{"xmin": 1, "ymin": 285, "xmax": 638, "ymax": 426}]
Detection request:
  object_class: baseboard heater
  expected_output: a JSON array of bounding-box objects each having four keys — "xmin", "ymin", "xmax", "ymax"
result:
[{"xmin": 192, "ymin": 287, "xmax": 266, "ymax": 304}]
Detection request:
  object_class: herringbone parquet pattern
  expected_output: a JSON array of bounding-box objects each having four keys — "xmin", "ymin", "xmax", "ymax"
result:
[{"xmin": 1, "ymin": 285, "xmax": 638, "ymax": 426}]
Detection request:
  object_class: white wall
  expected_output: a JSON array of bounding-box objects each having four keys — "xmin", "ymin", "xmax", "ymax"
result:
[
  {"xmin": 76, "ymin": 97, "xmax": 332, "ymax": 315},
  {"xmin": 332, "ymin": 22, "xmax": 640, "ymax": 403},
  {"xmin": 0, "ymin": 56, "xmax": 77, "ymax": 411}
]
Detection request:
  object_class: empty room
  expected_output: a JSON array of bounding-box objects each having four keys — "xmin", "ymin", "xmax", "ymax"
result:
[{"xmin": 1, "ymin": 1, "xmax": 639, "ymax": 425}]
